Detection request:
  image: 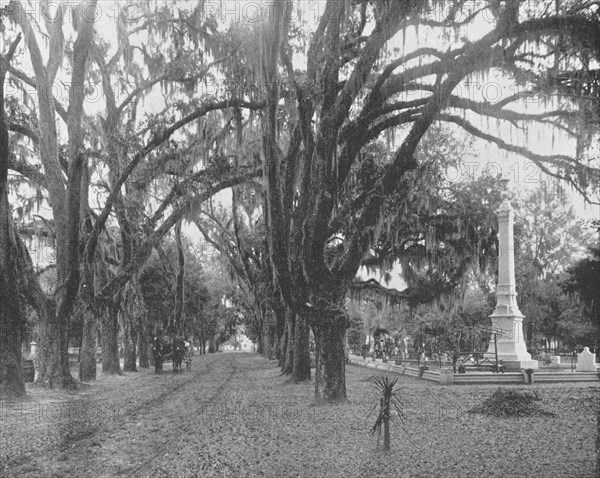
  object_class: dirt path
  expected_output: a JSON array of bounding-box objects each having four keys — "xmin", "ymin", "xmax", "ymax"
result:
[{"xmin": 2, "ymin": 353, "xmax": 240, "ymax": 478}]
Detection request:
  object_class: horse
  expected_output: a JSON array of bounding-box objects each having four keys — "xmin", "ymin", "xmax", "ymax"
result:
[
  {"xmin": 171, "ymin": 338, "xmax": 187, "ymax": 373},
  {"xmin": 151, "ymin": 336, "xmax": 163, "ymax": 373},
  {"xmin": 158, "ymin": 338, "xmax": 186, "ymax": 373}
]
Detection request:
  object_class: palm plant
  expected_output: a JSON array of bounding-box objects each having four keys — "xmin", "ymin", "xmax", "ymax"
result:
[{"xmin": 368, "ymin": 376, "xmax": 406, "ymax": 452}]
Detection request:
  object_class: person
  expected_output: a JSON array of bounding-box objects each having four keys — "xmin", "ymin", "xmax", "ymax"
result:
[{"xmin": 184, "ymin": 340, "xmax": 193, "ymax": 371}]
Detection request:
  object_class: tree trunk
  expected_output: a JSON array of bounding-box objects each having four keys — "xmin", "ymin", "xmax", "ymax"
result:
[
  {"xmin": 259, "ymin": 334, "xmax": 265, "ymax": 356},
  {"xmin": 79, "ymin": 306, "xmax": 97, "ymax": 382},
  {"xmin": 256, "ymin": 328, "xmax": 263, "ymax": 355},
  {"xmin": 101, "ymin": 298, "xmax": 121, "ymax": 374},
  {"xmin": 11, "ymin": 2, "xmax": 98, "ymax": 389},
  {"xmin": 262, "ymin": 323, "xmax": 270, "ymax": 358},
  {"xmin": 0, "ymin": 35, "xmax": 25, "ymax": 397},
  {"xmin": 265, "ymin": 325, "xmax": 270, "ymax": 357},
  {"xmin": 79, "ymin": 223, "xmax": 99, "ymax": 382},
  {"xmin": 279, "ymin": 324, "xmax": 287, "ymax": 369},
  {"xmin": 0, "ymin": 211, "xmax": 25, "ymax": 396},
  {"xmin": 173, "ymin": 219, "xmax": 185, "ymax": 331},
  {"xmin": 123, "ymin": 317, "xmax": 137, "ymax": 372},
  {"xmin": 268, "ymin": 326, "xmax": 277, "ymax": 359},
  {"xmin": 138, "ymin": 319, "xmax": 149, "ymax": 368},
  {"xmin": 0, "ymin": 279, "xmax": 24, "ymax": 397},
  {"xmin": 597, "ymin": 328, "xmax": 600, "ymax": 478},
  {"xmin": 12, "ymin": 222, "xmax": 48, "ymax": 384},
  {"xmin": 283, "ymin": 308, "xmax": 295, "ymax": 375},
  {"xmin": 36, "ymin": 300, "xmax": 74, "ymax": 388},
  {"xmin": 274, "ymin": 300, "xmax": 286, "ymax": 362},
  {"xmin": 312, "ymin": 310, "xmax": 347, "ymax": 401},
  {"xmin": 526, "ymin": 320, "xmax": 534, "ymax": 353},
  {"xmin": 292, "ymin": 313, "xmax": 311, "ymax": 382},
  {"xmin": 383, "ymin": 418, "xmax": 390, "ymax": 451}
]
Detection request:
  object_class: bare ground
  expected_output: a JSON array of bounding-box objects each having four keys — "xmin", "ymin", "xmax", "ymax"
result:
[{"xmin": 0, "ymin": 352, "xmax": 597, "ymax": 478}]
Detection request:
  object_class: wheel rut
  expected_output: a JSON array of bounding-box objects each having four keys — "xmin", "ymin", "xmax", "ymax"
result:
[
  {"xmin": 57, "ymin": 356, "xmax": 221, "ymax": 451},
  {"xmin": 2, "ymin": 354, "xmax": 242, "ymax": 478},
  {"xmin": 130, "ymin": 355, "xmax": 238, "ymax": 477}
]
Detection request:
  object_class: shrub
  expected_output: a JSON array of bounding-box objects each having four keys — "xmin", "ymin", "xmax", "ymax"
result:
[{"xmin": 470, "ymin": 388, "xmax": 555, "ymax": 419}]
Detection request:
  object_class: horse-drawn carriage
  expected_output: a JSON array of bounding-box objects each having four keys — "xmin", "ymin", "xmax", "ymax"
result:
[{"xmin": 151, "ymin": 336, "xmax": 190, "ymax": 373}]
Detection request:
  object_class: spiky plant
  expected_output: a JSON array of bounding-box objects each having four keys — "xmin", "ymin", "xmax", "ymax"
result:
[{"xmin": 368, "ymin": 376, "xmax": 406, "ymax": 451}]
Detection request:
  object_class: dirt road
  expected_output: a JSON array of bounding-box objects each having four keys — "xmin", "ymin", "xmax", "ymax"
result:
[{"xmin": 2, "ymin": 353, "xmax": 275, "ymax": 477}]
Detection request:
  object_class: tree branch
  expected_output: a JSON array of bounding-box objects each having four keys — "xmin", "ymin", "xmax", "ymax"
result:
[
  {"xmin": 87, "ymin": 98, "xmax": 265, "ymax": 258},
  {"xmin": 7, "ymin": 152, "xmax": 48, "ymax": 189},
  {"xmin": 8, "ymin": 66, "xmax": 68, "ymax": 123},
  {"xmin": 98, "ymin": 164, "xmax": 261, "ymax": 301},
  {"xmin": 8, "ymin": 122, "xmax": 39, "ymax": 144},
  {"xmin": 437, "ymin": 113, "xmax": 600, "ymax": 204}
]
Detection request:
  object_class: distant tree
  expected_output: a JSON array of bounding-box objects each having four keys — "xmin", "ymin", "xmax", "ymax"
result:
[
  {"xmin": 561, "ymin": 224, "xmax": 600, "ymax": 478},
  {"xmin": 138, "ymin": 249, "xmax": 176, "ymax": 334},
  {"xmin": 563, "ymin": 243, "xmax": 600, "ymax": 347},
  {"xmin": 514, "ymin": 186, "xmax": 596, "ymax": 352},
  {"xmin": 183, "ymin": 247, "xmax": 211, "ymax": 349}
]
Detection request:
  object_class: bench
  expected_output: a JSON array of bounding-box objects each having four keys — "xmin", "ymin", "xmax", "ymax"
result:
[
  {"xmin": 457, "ymin": 355, "xmax": 504, "ymax": 374},
  {"xmin": 459, "ymin": 363, "xmax": 504, "ymax": 373},
  {"xmin": 22, "ymin": 359, "xmax": 35, "ymax": 382}
]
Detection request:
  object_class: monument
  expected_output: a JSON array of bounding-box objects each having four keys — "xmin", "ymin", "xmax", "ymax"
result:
[
  {"xmin": 487, "ymin": 178, "xmax": 538, "ymax": 371},
  {"xmin": 576, "ymin": 347, "xmax": 598, "ymax": 372}
]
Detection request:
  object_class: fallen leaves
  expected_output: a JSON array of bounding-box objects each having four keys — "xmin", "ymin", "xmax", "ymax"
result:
[{"xmin": 0, "ymin": 354, "xmax": 597, "ymax": 478}]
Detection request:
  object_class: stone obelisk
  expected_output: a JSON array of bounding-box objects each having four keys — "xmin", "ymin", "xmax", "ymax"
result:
[{"xmin": 487, "ymin": 178, "xmax": 538, "ymax": 370}]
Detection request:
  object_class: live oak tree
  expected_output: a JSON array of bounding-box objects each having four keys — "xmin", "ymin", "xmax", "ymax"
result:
[
  {"xmin": 0, "ymin": 31, "xmax": 24, "ymax": 397},
  {"xmin": 4, "ymin": 2, "xmax": 265, "ymax": 387},
  {"xmin": 351, "ymin": 129, "xmax": 501, "ymax": 301},
  {"xmin": 342, "ymin": 127, "xmax": 494, "ymax": 354},
  {"xmin": 194, "ymin": 186, "xmax": 312, "ymax": 380},
  {"xmin": 193, "ymin": 206, "xmax": 274, "ymax": 347},
  {"xmin": 256, "ymin": 0, "xmax": 599, "ymax": 401},
  {"xmin": 3, "ymin": 1, "xmax": 599, "ymax": 403},
  {"xmin": 78, "ymin": 1, "xmax": 232, "ymax": 376},
  {"xmin": 76, "ymin": 3, "xmax": 267, "ymax": 378},
  {"xmin": 5, "ymin": 0, "xmax": 98, "ymax": 388},
  {"xmin": 138, "ymin": 249, "xmax": 176, "ymax": 335},
  {"xmin": 195, "ymin": 256, "xmax": 247, "ymax": 352},
  {"xmin": 348, "ymin": 167, "xmax": 504, "ymax": 362},
  {"xmin": 181, "ymin": 249, "xmax": 211, "ymax": 349},
  {"xmin": 77, "ymin": 4, "xmax": 230, "ymax": 377},
  {"xmin": 120, "ymin": 274, "xmax": 147, "ymax": 372},
  {"xmin": 137, "ymin": 238, "xmax": 209, "ymax": 344}
]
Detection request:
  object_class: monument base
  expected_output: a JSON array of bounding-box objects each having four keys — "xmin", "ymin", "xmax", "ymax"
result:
[
  {"xmin": 502, "ymin": 360, "xmax": 539, "ymax": 371},
  {"xmin": 487, "ymin": 314, "xmax": 537, "ymax": 372}
]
